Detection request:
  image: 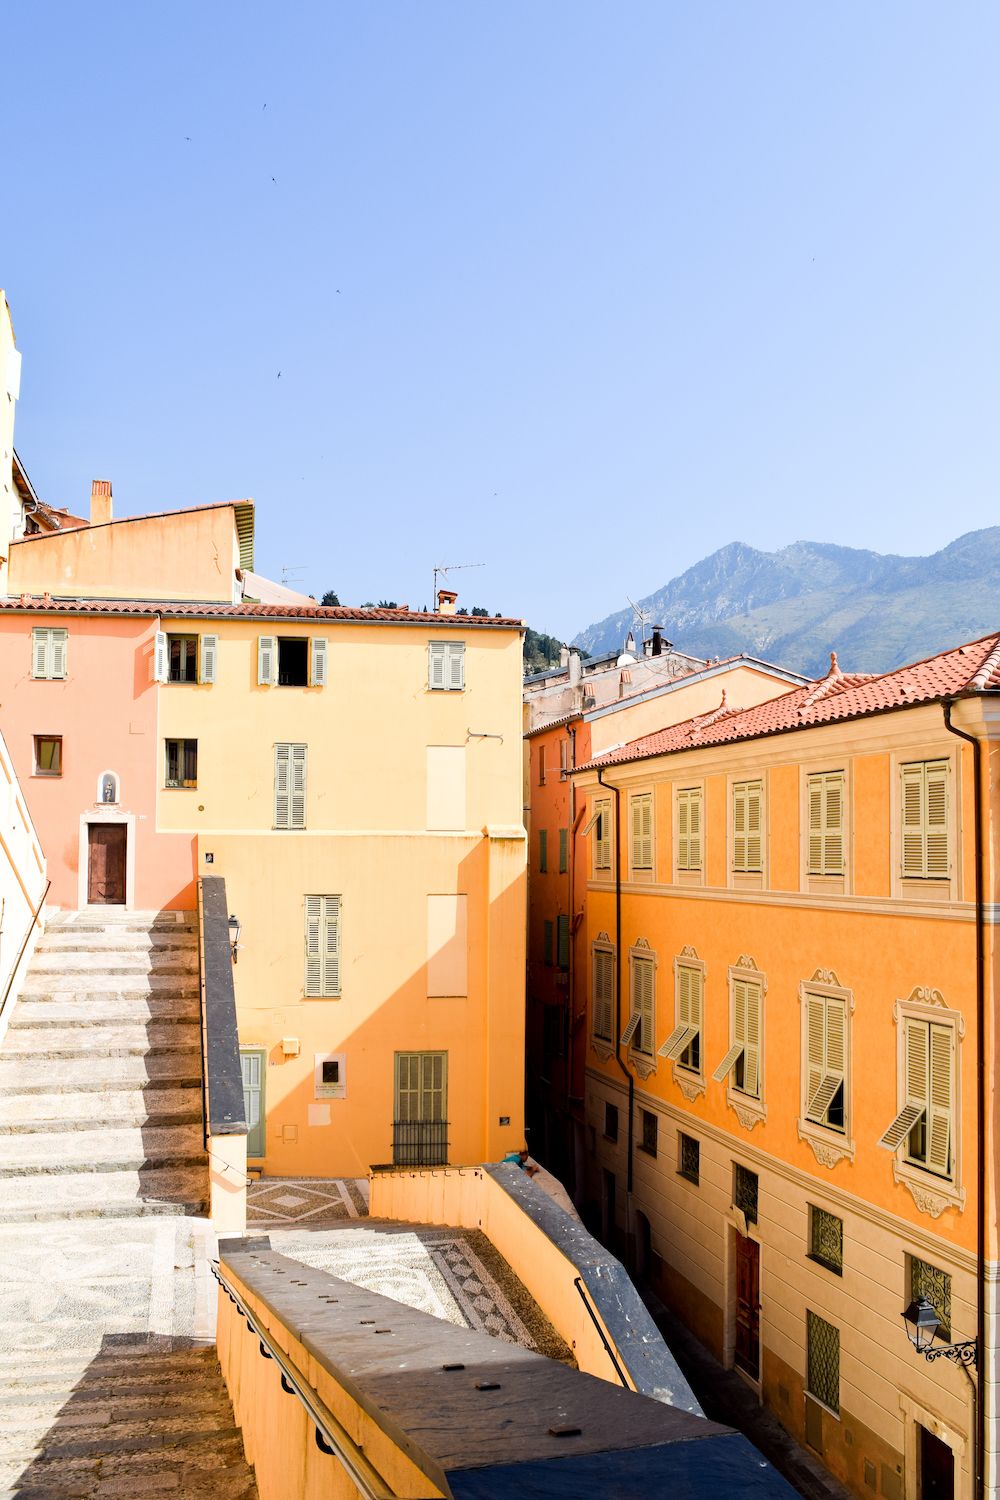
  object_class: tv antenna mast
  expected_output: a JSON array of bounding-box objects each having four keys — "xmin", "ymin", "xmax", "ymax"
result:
[
  {"xmin": 281, "ymin": 565, "xmax": 307, "ymax": 586},
  {"xmin": 625, "ymin": 594, "xmax": 653, "ymax": 650},
  {"xmin": 432, "ymin": 561, "xmax": 484, "ymax": 611}
]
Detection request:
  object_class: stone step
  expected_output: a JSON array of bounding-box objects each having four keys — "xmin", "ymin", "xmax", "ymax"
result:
[
  {"xmin": 45, "ymin": 911, "xmax": 197, "ymax": 929},
  {"xmin": 0, "ymin": 1427, "xmax": 247, "ymax": 1482},
  {"xmin": 0, "ymin": 1347, "xmax": 220, "ymax": 1383},
  {"xmin": 0, "ymin": 1053, "xmax": 202, "ymax": 1096},
  {"xmin": 29, "ymin": 949, "xmax": 198, "ymax": 972},
  {"xmin": 39, "ymin": 931, "xmax": 197, "ymax": 953},
  {"xmin": 2, "ymin": 1024, "xmax": 201, "ymax": 1059},
  {"xmin": 10, "ymin": 998, "xmax": 200, "ymax": 1027},
  {"xmin": 0, "ymin": 1462, "xmax": 256, "ymax": 1500},
  {"xmin": 4, "ymin": 1378, "xmax": 229, "ymax": 1411},
  {"xmin": 0, "ymin": 1086, "xmax": 202, "ymax": 1131},
  {"xmin": 0, "ymin": 1124, "xmax": 206, "ymax": 1176},
  {"xmin": 18, "ymin": 978, "xmax": 200, "ymax": 1002},
  {"xmin": 0, "ymin": 1162, "xmax": 205, "ymax": 1209}
]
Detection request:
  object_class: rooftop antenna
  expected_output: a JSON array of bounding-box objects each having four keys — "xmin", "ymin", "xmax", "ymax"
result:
[
  {"xmin": 432, "ymin": 561, "xmax": 484, "ymax": 611},
  {"xmin": 625, "ymin": 594, "xmax": 653, "ymax": 651},
  {"xmin": 281, "ymin": 566, "xmax": 307, "ymax": 585}
]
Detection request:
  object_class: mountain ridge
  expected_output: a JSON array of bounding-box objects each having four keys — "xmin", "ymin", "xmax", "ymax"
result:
[{"xmin": 571, "ymin": 528, "xmax": 1000, "ymax": 678}]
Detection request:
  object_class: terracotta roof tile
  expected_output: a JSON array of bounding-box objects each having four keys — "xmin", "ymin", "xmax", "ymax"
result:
[
  {"xmin": 0, "ymin": 597, "xmax": 523, "ymax": 628},
  {"xmin": 574, "ymin": 632, "xmax": 1000, "ymax": 771}
]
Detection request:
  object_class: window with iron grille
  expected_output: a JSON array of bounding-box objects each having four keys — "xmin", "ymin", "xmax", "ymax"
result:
[
  {"xmin": 393, "ymin": 1051, "xmax": 448, "ymax": 1166},
  {"xmin": 639, "ymin": 1109, "xmax": 658, "ymax": 1156},
  {"xmin": 808, "ymin": 1206, "xmax": 843, "ymax": 1274},
  {"xmin": 604, "ymin": 1102, "xmax": 619, "ymax": 1141},
  {"xmin": 556, "ymin": 915, "xmax": 570, "ymax": 971},
  {"xmin": 733, "ymin": 1163, "xmax": 758, "ymax": 1224},
  {"xmin": 806, "ymin": 1311, "xmax": 840, "ymax": 1413},
  {"xmin": 678, "ymin": 1133, "xmax": 700, "ymax": 1184},
  {"xmin": 911, "ymin": 1257, "xmax": 951, "ymax": 1339}
]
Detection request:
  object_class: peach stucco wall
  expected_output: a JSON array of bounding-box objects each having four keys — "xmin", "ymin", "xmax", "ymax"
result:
[
  {"xmin": 7, "ymin": 506, "xmax": 242, "ymax": 603},
  {"xmin": 0, "ymin": 614, "xmax": 195, "ymax": 910}
]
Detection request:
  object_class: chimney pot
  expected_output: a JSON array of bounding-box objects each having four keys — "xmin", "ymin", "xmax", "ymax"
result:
[
  {"xmin": 437, "ymin": 589, "xmax": 458, "ymax": 616},
  {"xmin": 90, "ymin": 480, "xmax": 113, "ymax": 526}
]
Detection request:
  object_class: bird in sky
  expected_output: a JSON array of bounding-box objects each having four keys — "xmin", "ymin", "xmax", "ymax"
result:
[{"xmin": 277, "ymin": 371, "xmax": 281, "ymax": 380}]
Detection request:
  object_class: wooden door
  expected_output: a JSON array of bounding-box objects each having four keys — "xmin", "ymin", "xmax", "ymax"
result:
[
  {"xmin": 241, "ymin": 1050, "xmax": 265, "ymax": 1159},
  {"xmin": 88, "ymin": 824, "xmax": 126, "ymax": 905},
  {"xmin": 734, "ymin": 1232, "xmax": 760, "ymax": 1379},
  {"xmin": 919, "ymin": 1426, "xmax": 954, "ymax": 1500}
]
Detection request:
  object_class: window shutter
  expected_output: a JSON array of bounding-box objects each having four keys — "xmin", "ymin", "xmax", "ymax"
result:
[
  {"xmin": 733, "ymin": 784, "xmax": 747, "ymax": 870},
  {"xmin": 557, "ymin": 914, "xmax": 569, "ymax": 969},
  {"xmin": 154, "ymin": 631, "xmax": 168, "ymax": 684},
  {"xmin": 446, "ymin": 642, "xmax": 465, "ymax": 691},
  {"xmin": 559, "ymin": 828, "xmax": 568, "ymax": 873},
  {"xmin": 689, "ymin": 789, "xmax": 702, "ymax": 869},
  {"xmin": 901, "ymin": 764, "xmax": 926, "ymax": 876},
  {"xmin": 200, "ymin": 634, "xmax": 217, "ymax": 684},
  {"xmin": 428, "ymin": 641, "xmax": 446, "ymax": 690},
  {"xmin": 926, "ymin": 1024, "xmax": 952, "ymax": 1174},
  {"xmin": 743, "ymin": 982, "xmax": 761, "ymax": 1097},
  {"xmin": 807, "ymin": 777, "xmax": 824, "ymax": 873},
  {"xmin": 677, "ymin": 791, "xmax": 690, "ymax": 869},
  {"xmin": 805, "ymin": 993, "xmax": 825, "ymax": 1115},
  {"xmin": 746, "ymin": 783, "xmax": 762, "ymax": 873},
  {"xmin": 713, "ymin": 1042, "xmax": 744, "ymax": 1083},
  {"xmin": 310, "ymin": 637, "xmax": 328, "ymax": 687},
  {"xmin": 805, "ymin": 995, "xmax": 846, "ymax": 1123},
  {"xmin": 304, "ymin": 894, "xmax": 322, "ymax": 995},
  {"xmin": 824, "ymin": 775, "xmax": 844, "ymax": 873},
  {"xmin": 596, "ymin": 801, "xmax": 611, "ymax": 869},
  {"xmin": 660, "ymin": 964, "xmax": 701, "ymax": 1061},
  {"xmin": 290, "ymin": 744, "xmax": 307, "ymax": 828},
  {"xmin": 31, "ymin": 629, "xmax": 49, "ymax": 680},
  {"xmin": 593, "ymin": 949, "xmax": 613, "ymax": 1039},
  {"xmin": 539, "ymin": 830, "xmax": 548, "ymax": 873},
  {"xmin": 258, "ymin": 636, "xmax": 276, "ymax": 686},
  {"xmin": 322, "ymin": 895, "xmax": 341, "ymax": 996},
  {"xmin": 925, "ymin": 763, "xmax": 949, "ymax": 878},
  {"xmin": 631, "ymin": 956, "xmax": 654, "ymax": 1053},
  {"xmin": 631, "ymin": 795, "xmax": 652, "ymax": 870},
  {"xmin": 274, "ymin": 743, "xmax": 291, "ymax": 827},
  {"xmin": 50, "ymin": 629, "xmax": 67, "ymax": 680}
]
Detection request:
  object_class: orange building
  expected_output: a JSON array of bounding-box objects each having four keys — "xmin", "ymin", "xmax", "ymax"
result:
[
  {"xmin": 567, "ymin": 639, "xmax": 1000, "ymax": 1500},
  {"xmin": 523, "ymin": 654, "xmax": 808, "ymax": 1188}
]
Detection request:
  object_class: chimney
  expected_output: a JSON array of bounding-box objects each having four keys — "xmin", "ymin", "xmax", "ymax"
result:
[
  {"xmin": 568, "ymin": 650, "xmax": 582, "ymax": 688},
  {"xmin": 436, "ymin": 588, "xmax": 458, "ymax": 616},
  {"xmin": 651, "ymin": 627, "xmax": 662, "ymax": 657},
  {"xmin": 90, "ymin": 480, "xmax": 113, "ymax": 526},
  {"xmin": 559, "ymin": 645, "xmax": 570, "ymax": 670}
]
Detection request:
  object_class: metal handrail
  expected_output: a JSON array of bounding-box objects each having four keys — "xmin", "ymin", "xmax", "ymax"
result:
[
  {"xmin": 0, "ymin": 879, "xmax": 50, "ymax": 1025},
  {"xmin": 211, "ymin": 1260, "xmax": 396, "ymax": 1499}
]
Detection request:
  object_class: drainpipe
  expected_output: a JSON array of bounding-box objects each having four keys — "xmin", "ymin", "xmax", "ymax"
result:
[
  {"xmin": 943, "ymin": 701, "xmax": 985, "ymax": 1500},
  {"xmin": 597, "ymin": 769, "xmax": 634, "ymax": 1204},
  {"xmin": 566, "ymin": 726, "xmax": 577, "ymax": 1131}
]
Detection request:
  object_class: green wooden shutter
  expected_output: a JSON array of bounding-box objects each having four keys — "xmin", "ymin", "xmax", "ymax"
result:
[
  {"xmin": 274, "ymin": 743, "xmax": 291, "ymax": 827},
  {"xmin": 241, "ymin": 1050, "xmax": 265, "ymax": 1158},
  {"xmin": 258, "ymin": 636, "xmax": 276, "ymax": 686},
  {"xmin": 559, "ymin": 828, "xmax": 568, "ymax": 873},
  {"xmin": 290, "ymin": 744, "xmax": 307, "ymax": 828},
  {"xmin": 557, "ymin": 914, "xmax": 570, "ymax": 969},
  {"xmin": 200, "ymin": 634, "xmax": 217, "ymax": 684},
  {"xmin": 421, "ymin": 1052, "xmax": 447, "ymax": 1120},
  {"xmin": 310, "ymin": 637, "xmax": 328, "ymax": 687}
]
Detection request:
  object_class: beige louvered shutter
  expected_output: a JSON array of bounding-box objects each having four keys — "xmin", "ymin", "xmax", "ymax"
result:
[
  {"xmin": 906, "ymin": 1017, "xmax": 929, "ymax": 1110},
  {"xmin": 200, "ymin": 634, "xmax": 217, "ymax": 684},
  {"xmin": 689, "ymin": 789, "xmax": 702, "ymax": 869},
  {"xmin": 310, "ymin": 637, "xmax": 328, "ymax": 687},
  {"xmin": 258, "ymin": 636, "xmax": 276, "ymax": 686},
  {"xmin": 742, "ymin": 981, "xmax": 761, "ymax": 1097},
  {"xmin": 153, "ymin": 631, "xmax": 168, "ymax": 684},
  {"xmin": 805, "ymin": 993, "xmax": 825, "ymax": 1116},
  {"xmin": 632, "ymin": 795, "xmax": 652, "ymax": 870},
  {"xmin": 446, "ymin": 642, "xmax": 465, "ymax": 691},
  {"xmin": 746, "ymin": 782, "xmax": 763, "ymax": 872},
  {"xmin": 633, "ymin": 957, "xmax": 654, "ymax": 1053},
  {"xmin": 304, "ymin": 895, "xmax": 322, "ymax": 995},
  {"xmin": 428, "ymin": 641, "xmax": 446, "ymax": 689},
  {"xmin": 733, "ymin": 784, "xmax": 747, "ymax": 870},
  {"xmin": 290, "ymin": 745, "xmax": 307, "ymax": 828},
  {"xmin": 425, "ymin": 1053, "xmax": 447, "ymax": 1120},
  {"xmin": 807, "ymin": 777, "xmax": 824, "ymax": 873},
  {"xmin": 594, "ymin": 950, "xmax": 613, "ymax": 1039},
  {"xmin": 925, "ymin": 762, "xmax": 949, "ymax": 878},
  {"xmin": 322, "ymin": 895, "xmax": 341, "ymax": 996},
  {"xmin": 396, "ymin": 1054, "xmax": 417, "ymax": 1120},
  {"xmin": 677, "ymin": 792, "xmax": 691, "ymax": 870},
  {"xmin": 32, "ymin": 629, "xmax": 49, "ymax": 680},
  {"xmin": 926, "ymin": 1024, "xmax": 952, "ymax": 1174},
  {"xmin": 678, "ymin": 965, "xmax": 694, "ymax": 1028},
  {"xmin": 274, "ymin": 743, "xmax": 291, "ymax": 827},
  {"xmin": 50, "ymin": 629, "xmax": 67, "ymax": 680},
  {"xmin": 596, "ymin": 802, "xmax": 611, "ymax": 868},
  {"xmin": 824, "ymin": 775, "xmax": 844, "ymax": 874},
  {"xmin": 901, "ymin": 764, "xmax": 926, "ymax": 876}
]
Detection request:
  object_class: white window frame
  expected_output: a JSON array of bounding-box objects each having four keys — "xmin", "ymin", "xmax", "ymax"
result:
[
  {"xmin": 713, "ymin": 957, "xmax": 767, "ymax": 1130},
  {"xmin": 879, "ymin": 988, "xmax": 965, "ymax": 1217},
  {"xmin": 31, "ymin": 627, "xmax": 68, "ymax": 681},
  {"xmin": 591, "ymin": 933, "xmax": 615, "ymax": 1060},
  {"xmin": 623, "ymin": 939, "xmax": 656, "ymax": 1078},
  {"xmin": 674, "ymin": 784, "xmax": 704, "ymax": 884},
  {"xmin": 797, "ymin": 971, "xmax": 855, "ymax": 1168},
  {"xmin": 428, "ymin": 640, "xmax": 465, "ymax": 692},
  {"xmin": 660, "ymin": 946, "xmax": 706, "ymax": 1100},
  {"xmin": 629, "ymin": 791, "xmax": 654, "ymax": 879},
  {"xmin": 729, "ymin": 776, "xmax": 766, "ymax": 888}
]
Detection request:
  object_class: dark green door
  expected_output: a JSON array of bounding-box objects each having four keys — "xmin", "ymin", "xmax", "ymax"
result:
[{"xmin": 241, "ymin": 1049, "xmax": 266, "ymax": 1159}]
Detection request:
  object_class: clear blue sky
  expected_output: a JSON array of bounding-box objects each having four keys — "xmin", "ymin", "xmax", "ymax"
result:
[{"xmin": 5, "ymin": 3, "xmax": 998, "ymax": 639}]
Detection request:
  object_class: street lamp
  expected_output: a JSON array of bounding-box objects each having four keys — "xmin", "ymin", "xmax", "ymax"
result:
[
  {"xmin": 228, "ymin": 915, "xmax": 241, "ymax": 965},
  {"xmin": 902, "ymin": 1297, "xmax": 978, "ymax": 1367}
]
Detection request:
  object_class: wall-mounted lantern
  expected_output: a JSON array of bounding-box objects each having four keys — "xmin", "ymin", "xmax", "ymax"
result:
[
  {"xmin": 228, "ymin": 914, "xmax": 241, "ymax": 964},
  {"xmin": 902, "ymin": 1297, "xmax": 978, "ymax": 1367}
]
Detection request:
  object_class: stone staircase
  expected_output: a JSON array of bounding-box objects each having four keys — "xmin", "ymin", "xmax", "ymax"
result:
[
  {"xmin": 0, "ymin": 1340, "xmax": 258, "ymax": 1498},
  {"xmin": 0, "ymin": 911, "xmax": 207, "ymax": 1221}
]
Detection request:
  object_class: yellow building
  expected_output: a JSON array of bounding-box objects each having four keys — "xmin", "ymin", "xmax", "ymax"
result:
[{"xmin": 570, "ymin": 641, "xmax": 1000, "ymax": 1500}]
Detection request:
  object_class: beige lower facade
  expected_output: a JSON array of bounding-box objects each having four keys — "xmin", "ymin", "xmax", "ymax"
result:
[{"xmin": 586, "ymin": 1068, "xmax": 979, "ymax": 1500}]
